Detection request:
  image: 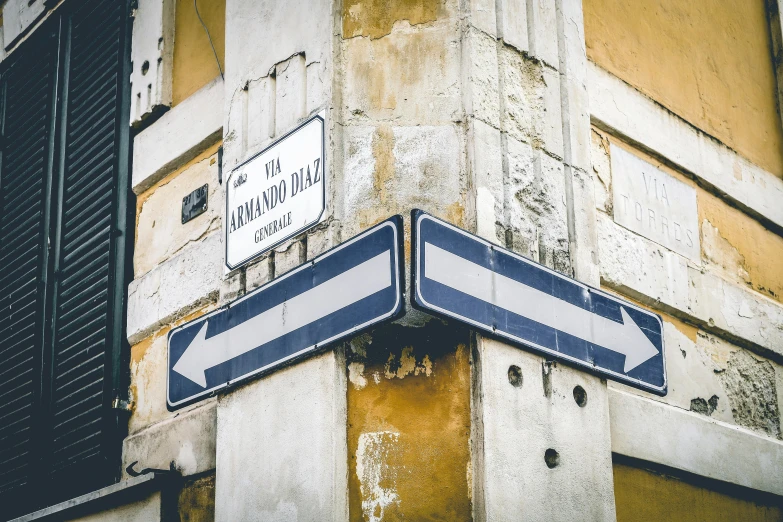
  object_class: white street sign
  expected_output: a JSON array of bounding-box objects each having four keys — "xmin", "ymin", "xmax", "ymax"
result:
[{"xmin": 225, "ymin": 114, "xmax": 325, "ymax": 270}]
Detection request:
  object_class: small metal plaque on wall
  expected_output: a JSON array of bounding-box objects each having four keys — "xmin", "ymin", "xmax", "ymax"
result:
[{"xmin": 182, "ymin": 184, "xmax": 208, "ymax": 224}]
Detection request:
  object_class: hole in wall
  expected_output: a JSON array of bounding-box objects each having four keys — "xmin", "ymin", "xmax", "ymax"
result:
[
  {"xmin": 544, "ymin": 449, "xmax": 560, "ymax": 469},
  {"xmin": 573, "ymin": 385, "xmax": 587, "ymax": 407},
  {"xmin": 508, "ymin": 365, "xmax": 523, "ymax": 387},
  {"xmin": 141, "ymin": 60, "xmax": 150, "ymax": 75}
]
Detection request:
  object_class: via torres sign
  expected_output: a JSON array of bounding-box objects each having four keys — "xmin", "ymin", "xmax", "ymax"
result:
[
  {"xmin": 411, "ymin": 210, "xmax": 667, "ymax": 395},
  {"xmin": 168, "ymin": 217, "xmax": 404, "ymax": 410},
  {"xmin": 225, "ymin": 113, "xmax": 326, "ymax": 270}
]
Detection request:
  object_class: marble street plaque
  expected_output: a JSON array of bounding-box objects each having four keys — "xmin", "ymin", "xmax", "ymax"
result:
[{"xmin": 611, "ymin": 144, "xmax": 700, "ymax": 262}]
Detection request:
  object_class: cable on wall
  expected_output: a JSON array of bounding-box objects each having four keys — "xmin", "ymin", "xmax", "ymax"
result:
[{"xmin": 194, "ymin": 0, "xmax": 224, "ymax": 80}]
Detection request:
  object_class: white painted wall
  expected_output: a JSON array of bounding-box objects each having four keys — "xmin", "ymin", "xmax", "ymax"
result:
[{"xmin": 215, "ymin": 352, "xmax": 348, "ymax": 521}]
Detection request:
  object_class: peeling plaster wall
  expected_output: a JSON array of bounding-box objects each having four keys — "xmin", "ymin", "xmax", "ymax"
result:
[
  {"xmin": 592, "ymin": 128, "xmax": 783, "ymax": 444},
  {"xmin": 346, "ymin": 323, "xmax": 472, "ymax": 521},
  {"xmin": 592, "ymin": 130, "xmax": 783, "ymax": 306},
  {"xmin": 342, "ymin": 0, "xmax": 444, "ymax": 40},
  {"xmin": 135, "ymin": 144, "xmax": 223, "ymax": 278},
  {"xmin": 339, "ymin": 0, "xmax": 466, "ymax": 245}
]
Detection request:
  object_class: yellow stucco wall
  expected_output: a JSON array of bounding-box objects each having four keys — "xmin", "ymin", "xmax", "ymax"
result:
[
  {"xmin": 584, "ymin": 0, "xmax": 783, "ymax": 177},
  {"xmin": 614, "ymin": 463, "xmax": 783, "ymax": 521},
  {"xmin": 346, "ymin": 324, "xmax": 472, "ymax": 521},
  {"xmin": 699, "ymin": 189, "xmax": 783, "ymax": 303},
  {"xmin": 172, "ymin": 0, "xmax": 225, "ymax": 106}
]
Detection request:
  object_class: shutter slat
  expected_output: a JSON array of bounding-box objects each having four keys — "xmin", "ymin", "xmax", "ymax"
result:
[
  {"xmin": 0, "ymin": 256, "xmax": 41, "ymax": 291},
  {"xmin": 54, "ymin": 340, "xmax": 103, "ymax": 377},
  {"xmin": 4, "ymin": 88, "xmax": 48, "ymax": 129},
  {"xmin": 64, "ymin": 166, "xmax": 113, "ymax": 211},
  {"xmin": 6, "ymin": 66, "xmax": 50, "ymax": 103},
  {"xmin": 0, "ymin": 348, "xmax": 34, "ymax": 377},
  {"xmin": 53, "ymin": 406, "xmax": 102, "ymax": 441},
  {"xmin": 60, "ymin": 251, "xmax": 110, "ymax": 289},
  {"xmin": 0, "ymin": 210, "xmax": 43, "ymax": 250},
  {"xmin": 0, "ymin": 237, "xmax": 40, "ymax": 274},
  {"xmin": 0, "ymin": 372, "xmax": 33, "ymax": 402},
  {"xmin": 67, "ymin": 153, "xmax": 112, "ymax": 200},
  {"xmin": 58, "ymin": 286, "xmax": 109, "ymax": 327},
  {"xmin": 55, "ymin": 367, "xmax": 103, "ymax": 405},
  {"xmin": 57, "ymin": 313, "xmax": 107, "ymax": 350},
  {"xmin": 67, "ymin": 121, "xmax": 114, "ymax": 165},
  {"xmin": 62, "ymin": 228, "xmax": 110, "ymax": 264},
  {"xmin": 0, "ymin": 174, "xmax": 43, "ymax": 207},
  {"xmin": 63, "ymin": 215, "xmax": 111, "ymax": 256},
  {"xmin": 5, "ymin": 141, "xmax": 47, "ymax": 175},
  {"xmin": 0, "ymin": 330, "xmax": 35, "ymax": 363},
  {"xmin": 0, "ymin": 393, "xmax": 33, "ymax": 425},
  {"xmin": 0, "ymin": 180, "xmax": 42, "ymax": 224},
  {"xmin": 68, "ymin": 71, "xmax": 116, "ymax": 123},
  {"xmin": 63, "ymin": 201, "xmax": 112, "ymax": 243},
  {"xmin": 55, "ymin": 336, "xmax": 106, "ymax": 371},
  {"xmin": 59, "ymin": 270, "xmax": 108, "ymax": 304},
  {"xmin": 68, "ymin": 111, "xmax": 115, "ymax": 155}
]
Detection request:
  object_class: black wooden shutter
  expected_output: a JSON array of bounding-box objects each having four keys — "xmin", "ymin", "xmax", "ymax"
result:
[
  {"xmin": 0, "ymin": 30, "xmax": 58, "ymax": 515},
  {"xmin": 0, "ymin": 0, "xmax": 131, "ymax": 517},
  {"xmin": 48, "ymin": 0, "xmax": 129, "ymax": 500}
]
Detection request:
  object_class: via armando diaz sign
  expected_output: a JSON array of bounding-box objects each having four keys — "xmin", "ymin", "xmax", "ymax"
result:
[{"xmin": 225, "ymin": 113, "xmax": 326, "ymax": 270}]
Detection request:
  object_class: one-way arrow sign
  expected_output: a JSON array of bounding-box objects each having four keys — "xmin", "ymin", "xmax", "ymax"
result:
[
  {"xmin": 411, "ymin": 210, "xmax": 666, "ymax": 394},
  {"xmin": 167, "ymin": 216, "xmax": 404, "ymax": 410}
]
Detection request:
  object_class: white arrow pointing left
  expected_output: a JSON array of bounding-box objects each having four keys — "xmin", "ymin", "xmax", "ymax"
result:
[{"xmin": 173, "ymin": 251, "xmax": 392, "ymax": 387}]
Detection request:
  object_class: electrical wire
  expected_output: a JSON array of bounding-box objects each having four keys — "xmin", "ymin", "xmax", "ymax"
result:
[{"xmin": 194, "ymin": 0, "xmax": 224, "ymax": 80}]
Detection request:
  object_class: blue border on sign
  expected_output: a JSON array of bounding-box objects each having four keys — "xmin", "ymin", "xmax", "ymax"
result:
[
  {"xmin": 168, "ymin": 215, "xmax": 405, "ymax": 410},
  {"xmin": 410, "ymin": 209, "xmax": 667, "ymax": 396}
]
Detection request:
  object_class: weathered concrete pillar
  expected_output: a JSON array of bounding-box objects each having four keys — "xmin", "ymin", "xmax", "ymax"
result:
[
  {"xmin": 214, "ymin": 0, "xmax": 348, "ymax": 520},
  {"xmin": 215, "ymin": 0, "xmax": 613, "ymax": 519},
  {"xmin": 466, "ymin": 0, "xmax": 616, "ymax": 519}
]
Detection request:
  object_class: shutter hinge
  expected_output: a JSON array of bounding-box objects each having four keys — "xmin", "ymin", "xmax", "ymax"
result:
[
  {"xmin": 112, "ymin": 397, "xmax": 132, "ymax": 412},
  {"xmin": 126, "ymin": 461, "xmax": 178, "ymax": 478}
]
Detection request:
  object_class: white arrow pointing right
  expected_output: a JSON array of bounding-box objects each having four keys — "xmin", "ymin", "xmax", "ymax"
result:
[{"xmin": 424, "ymin": 243, "xmax": 658, "ymax": 372}]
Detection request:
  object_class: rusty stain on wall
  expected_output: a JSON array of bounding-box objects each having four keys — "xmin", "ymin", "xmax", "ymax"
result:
[
  {"xmin": 342, "ymin": 0, "xmax": 443, "ymax": 40},
  {"xmin": 372, "ymin": 125, "xmax": 395, "ymax": 202},
  {"xmin": 347, "ymin": 322, "xmax": 472, "ymax": 521}
]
